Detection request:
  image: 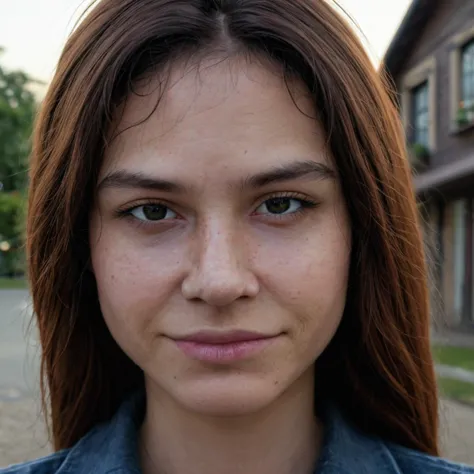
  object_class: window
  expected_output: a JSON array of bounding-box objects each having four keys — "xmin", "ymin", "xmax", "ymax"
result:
[
  {"xmin": 400, "ymin": 56, "xmax": 436, "ymax": 153},
  {"xmin": 449, "ymin": 27, "xmax": 474, "ymax": 130},
  {"xmin": 411, "ymin": 81, "xmax": 429, "ymax": 147},
  {"xmin": 461, "ymin": 39, "xmax": 474, "ymax": 117}
]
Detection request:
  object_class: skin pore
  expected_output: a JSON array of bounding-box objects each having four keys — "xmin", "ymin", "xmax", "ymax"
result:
[{"xmin": 89, "ymin": 55, "xmax": 351, "ymax": 474}]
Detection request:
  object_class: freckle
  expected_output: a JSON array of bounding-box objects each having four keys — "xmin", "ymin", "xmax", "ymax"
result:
[{"xmin": 244, "ymin": 150, "xmax": 248, "ymax": 154}]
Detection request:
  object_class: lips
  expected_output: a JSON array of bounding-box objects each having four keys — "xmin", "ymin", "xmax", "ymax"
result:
[
  {"xmin": 175, "ymin": 330, "xmax": 272, "ymax": 344},
  {"xmin": 169, "ymin": 330, "xmax": 279, "ymax": 363}
]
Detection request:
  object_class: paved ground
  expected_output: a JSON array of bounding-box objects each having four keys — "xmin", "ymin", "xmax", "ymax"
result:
[
  {"xmin": 0, "ymin": 398, "xmax": 50, "ymax": 466},
  {"xmin": 0, "ymin": 290, "xmax": 49, "ymax": 466},
  {"xmin": 2, "ymin": 290, "xmax": 474, "ymax": 467},
  {"xmin": 439, "ymin": 399, "xmax": 474, "ymax": 464},
  {"xmin": 0, "ymin": 290, "xmax": 39, "ymax": 399},
  {"xmin": 432, "ymin": 328, "xmax": 474, "ymax": 348}
]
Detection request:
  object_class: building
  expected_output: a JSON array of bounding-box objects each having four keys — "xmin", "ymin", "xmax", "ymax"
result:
[{"xmin": 384, "ymin": 0, "xmax": 474, "ymax": 330}]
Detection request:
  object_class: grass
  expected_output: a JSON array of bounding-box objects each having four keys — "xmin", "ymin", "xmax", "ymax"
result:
[
  {"xmin": 432, "ymin": 344, "xmax": 474, "ymax": 405},
  {"xmin": 0, "ymin": 277, "xmax": 28, "ymax": 289},
  {"xmin": 432, "ymin": 344, "xmax": 474, "ymax": 372},
  {"xmin": 438, "ymin": 377, "xmax": 474, "ymax": 405}
]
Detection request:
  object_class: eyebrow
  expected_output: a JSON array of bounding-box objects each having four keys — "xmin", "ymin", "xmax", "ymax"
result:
[
  {"xmin": 98, "ymin": 170, "xmax": 186, "ymax": 193},
  {"xmin": 97, "ymin": 160, "xmax": 336, "ymax": 193},
  {"xmin": 242, "ymin": 160, "xmax": 336, "ymax": 189}
]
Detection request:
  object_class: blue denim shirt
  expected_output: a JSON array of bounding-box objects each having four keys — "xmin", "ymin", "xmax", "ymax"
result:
[{"xmin": 2, "ymin": 393, "xmax": 474, "ymax": 474}]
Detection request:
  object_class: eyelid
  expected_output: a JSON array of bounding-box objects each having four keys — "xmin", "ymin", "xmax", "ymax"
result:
[
  {"xmin": 253, "ymin": 191, "xmax": 318, "ymax": 209},
  {"xmin": 114, "ymin": 200, "xmax": 182, "ymax": 232},
  {"xmin": 257, "ymin": 190, "xmax": 314, "ymax": 200},
  {"xmin": 115, "ymin": 199, "xmax": 178, "ymax": 215},
  {"xmin": 116, "ymin": 192, "xmax": 315, "ymax": 213},
  {"xmin": 254, "ymin": 198, "xmax": 318, "ymax": 221},
  {"xmin": 115, "ymin": 192, "xmax": 319, "ymax": 228}
]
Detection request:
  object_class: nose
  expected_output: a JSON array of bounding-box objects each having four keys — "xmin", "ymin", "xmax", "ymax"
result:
[{"xmin": 181, "ymin": 221, "xmax": 260, "ymax": 306}]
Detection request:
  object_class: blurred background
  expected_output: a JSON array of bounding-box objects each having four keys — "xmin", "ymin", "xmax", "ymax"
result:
[{"xmin": 1, "ymin": 0, "xmax": 474, "ymax": 467}]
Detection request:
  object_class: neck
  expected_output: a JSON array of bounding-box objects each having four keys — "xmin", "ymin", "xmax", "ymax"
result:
[{"xmin": 139, "ymin": 371, "xmax": 321, "ymax": 474}]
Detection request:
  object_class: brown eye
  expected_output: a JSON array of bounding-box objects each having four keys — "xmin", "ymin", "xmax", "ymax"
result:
[
  {"xmin": 131, "ymin": 204, "xmax": 177, "ymax": 221},
  {"xmin": 256, "ymin": 198, "xmax": 301, "ymax": 215}
]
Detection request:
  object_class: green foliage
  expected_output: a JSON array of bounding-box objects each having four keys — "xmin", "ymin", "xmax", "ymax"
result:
[
  {"xmin": 0, "ymin": 49, "xmax": 37, "ymax": 191},
  {"xmin": 0, "ymin": 191, "xmax": 25, "ymax": 238},
  {"xmin": 0, "ymin": 47, "xmax": 37, "ymax": 276},
  {"xmin": 410, "ymin": 142, "xmax": 430, "ymax": 160},
  {"xmin": 0, "ymin": 191, "xmax": 27, "ymax": 276},
  {"xmin": 408, "ymin": 143, "xmax": 430, "ymax": 171},
  {"xmin": 0, "ymin": 277, "xmax": 27, "ymax": 289},
  {"xmin": 456, "ymin": 106, "xmax": 470, "ymax": 127},
  {"xmin": 432, "ymin": 345, "xmax": 474, "ymax": 372},
  {"xmin": 438, "ymin": 377, "xmax": 474, "ymax": 405}
]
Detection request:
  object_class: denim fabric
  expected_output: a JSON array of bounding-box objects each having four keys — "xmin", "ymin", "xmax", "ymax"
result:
[{"xmin": 2, "ymin": 393, "xmax": 474, "ymax": 474}]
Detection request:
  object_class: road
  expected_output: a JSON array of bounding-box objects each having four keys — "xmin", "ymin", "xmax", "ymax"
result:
[
  {"xmin": 0, "ymin": 290, "xmax": 39, "ymax": 401},
  {"xmin": 1, "ymin": 290, "xmax": 474, "ymax": 467}
]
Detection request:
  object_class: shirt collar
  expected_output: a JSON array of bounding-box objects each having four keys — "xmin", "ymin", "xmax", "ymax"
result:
[
  {"xmin": 57, "ymin": 392, "xmax": 400, "ymax": 474},
  {"xmin": 59, "ymin": 392, "xmax": 145, "ymax": 474},
  {"xmin": 313, "ymin": 405, "xmax": 401, "ymax": 473}
]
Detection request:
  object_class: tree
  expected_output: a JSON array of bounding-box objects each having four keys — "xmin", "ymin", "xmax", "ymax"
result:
[
  {"xmin": 0, "ymin": 191, "xmax": 26, "ymax": 276},
  {"xmin": 0, "ymin": 47, "xmax": 38, "ymax": 276},
  {"xmin": 0, "ymin": 47, "xmax": 37, "ymax": 192}
]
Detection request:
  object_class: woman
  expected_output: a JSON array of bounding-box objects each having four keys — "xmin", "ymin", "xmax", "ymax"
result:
[{"xmin": 3, "ymin": 0, "xmax": 473, "ymax": 473}]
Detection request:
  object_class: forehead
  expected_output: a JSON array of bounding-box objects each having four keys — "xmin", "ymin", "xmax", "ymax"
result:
[{"xmin": 101, "ymin": 56, "xmax": 330, "ymax": 181}]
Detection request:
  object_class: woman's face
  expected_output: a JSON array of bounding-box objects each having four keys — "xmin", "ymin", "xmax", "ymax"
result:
[{"xmin": 89, "ymin": 57, "xmax": 351, "ymax": 415}]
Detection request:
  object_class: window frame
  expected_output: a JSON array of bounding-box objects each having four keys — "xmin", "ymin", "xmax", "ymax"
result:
[
  {"xmin": 461, "ymin": 39, "xmax": 474, "ymax": 119},
  {"xmin": 449, "ymin": 26, "xmax": 474, "ymax": 132},
  {"xmin": 410, "ymin": 80, "xmax": 430, "ymax": 147},
  {"xmin": 400, "ymin": 56, "xmax": 437, "ymax": 153}
]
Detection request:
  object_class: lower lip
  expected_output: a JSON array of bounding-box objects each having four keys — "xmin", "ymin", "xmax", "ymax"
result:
[{"xmin": 174, "ymin": 338, "xmax": 276, "ymax": 363}]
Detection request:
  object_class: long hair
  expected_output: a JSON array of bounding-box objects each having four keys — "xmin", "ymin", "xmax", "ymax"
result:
[{"xmin": 27, "ymin": 0, "xmax": 438, "ymax": 454}]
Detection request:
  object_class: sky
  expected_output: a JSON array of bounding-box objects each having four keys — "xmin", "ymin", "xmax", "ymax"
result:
[{"xmin": 0, "ymin": 0, "xmax": 413, "ymax": 89}]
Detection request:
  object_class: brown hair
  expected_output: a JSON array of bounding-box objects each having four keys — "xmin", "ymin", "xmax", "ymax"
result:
[{"xmin": 27, "ymin": 0, "xmax": 438, "ymax": 455}]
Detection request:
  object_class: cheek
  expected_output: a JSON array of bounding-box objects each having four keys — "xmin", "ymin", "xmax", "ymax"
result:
[
  {"xmin": 291, "ymin": 242, "xmax": 349, "ymax": 362},
  {"xmin": 260, "ymin": 227, "xmax": 350, "ymax": 300},
  {"xmin": 89, "ymin": 226, "xmax": 184, "ymax": 346},
  {"xmin": 257, "ymin": 216, "xmax": 351, "ymax": 347}
]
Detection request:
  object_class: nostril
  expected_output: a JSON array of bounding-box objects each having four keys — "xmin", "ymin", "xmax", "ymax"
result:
[{"xmin": 189, "ymin": 296, "xmax": 204, "ymax": 303}]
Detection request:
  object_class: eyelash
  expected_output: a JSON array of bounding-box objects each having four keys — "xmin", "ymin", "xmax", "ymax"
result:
[{"xmin": 115, "ymin": 192, "xmax": 319, "ymax": 229}]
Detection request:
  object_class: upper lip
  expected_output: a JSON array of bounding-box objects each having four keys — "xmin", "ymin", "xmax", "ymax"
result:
[{"xmin": 171, "ymin": 330, "xmax": 276, "ymax": 344}]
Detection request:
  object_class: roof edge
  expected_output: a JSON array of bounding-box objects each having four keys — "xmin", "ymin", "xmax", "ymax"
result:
[{"xmin": 382, "ymin": 0, "xmax": 430, "ymax": 77}]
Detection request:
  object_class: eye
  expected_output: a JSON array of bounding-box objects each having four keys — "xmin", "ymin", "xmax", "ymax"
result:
[
  {"xmin": 255, "ymin": 197, "xmax": 305, "ymax": 216},
  {"xmin": 130, "ymin": 204, "xmax": 177, "ymax": 221}
]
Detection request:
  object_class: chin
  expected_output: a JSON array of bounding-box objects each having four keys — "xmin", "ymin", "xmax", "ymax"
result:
[{"xmin": 173, "ymin": 376, "xmax": 283, "ymax": 416}]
